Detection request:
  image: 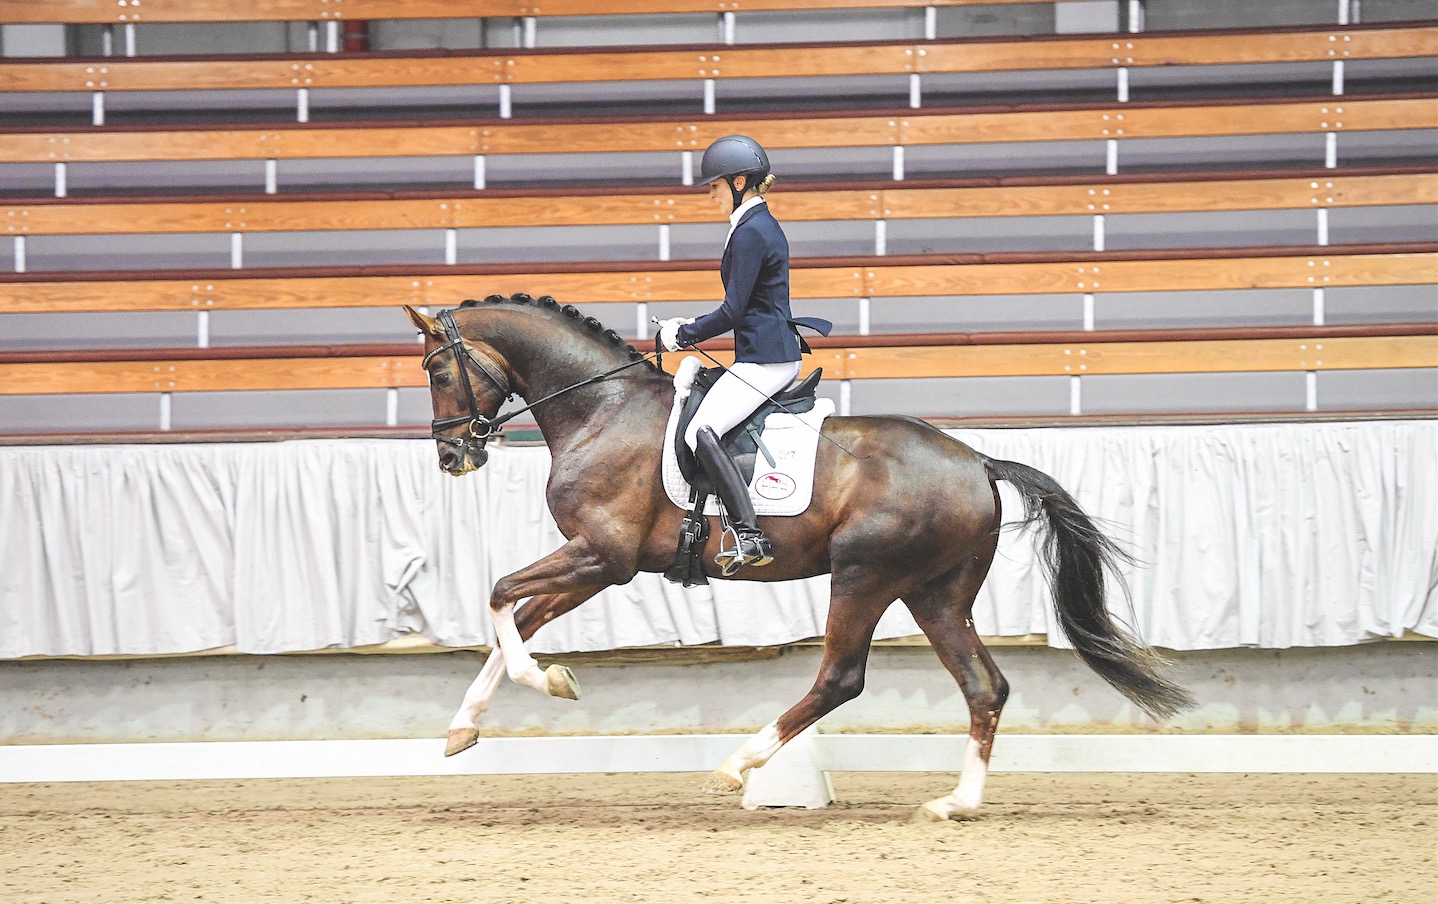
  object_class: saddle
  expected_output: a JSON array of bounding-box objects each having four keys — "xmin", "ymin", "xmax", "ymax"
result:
[
  {"xmin": 664, "ymin": 366, "xmax": 824, "ymax": 588},
  {"xmin": 672, "ymin": 366, "xmax": 823, "ymax": 495}
]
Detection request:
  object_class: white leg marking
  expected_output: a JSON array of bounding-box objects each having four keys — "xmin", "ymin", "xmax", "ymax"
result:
[
  {"xmin": 951, "ymin": 737, "xmax": 989, "ymax": 813},
  {"xmin": 921, "ymin": 737, "xmax": 989, "ymax": 820},
  {"xmin": 491, "ymin": 604, "xmax": 549, "ymax": 693},
  {"xmin": 447, "ymin": 648, "xmax": 506, "ymax": 731},
  {"xmin": 715, "ymin": 722, "xmax": 784, "ymax": 786}
]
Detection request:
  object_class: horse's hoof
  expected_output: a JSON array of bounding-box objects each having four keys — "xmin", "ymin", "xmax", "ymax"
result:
[
  {"xmin": 913, "ymin": 800, "xmax": 951, "ymax": 823},
  {"xmin": 445, "ymin": 727, "xmax": 480, "ymax": 758},
  {"xmin": 545, "ymin": 664, "xmax": 580, "ymax": 700},
  {"xmin": 702, "ymin": 770, "xmax": 743, "ymax": 795}
]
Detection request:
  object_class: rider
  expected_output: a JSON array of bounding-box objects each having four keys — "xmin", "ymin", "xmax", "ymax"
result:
[{"xmin": 656, "ymin": 134, "xmax": 803, "ymax": 572}]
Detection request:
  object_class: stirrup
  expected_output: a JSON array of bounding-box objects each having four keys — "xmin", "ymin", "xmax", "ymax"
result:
[{"xmin": 715, "ymin": 524, "xmax": 774, "ymax": 576}]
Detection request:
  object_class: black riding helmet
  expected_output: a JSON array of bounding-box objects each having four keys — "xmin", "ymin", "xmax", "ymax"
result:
[{"xmin": 700, "ymin": 134, "xmax": 771, "ymax": 209}]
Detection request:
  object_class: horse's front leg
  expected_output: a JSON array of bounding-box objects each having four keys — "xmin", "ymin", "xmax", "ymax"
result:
[
  {"xmin": 489, "ymin": 536, "xmax": 620, "ymax": 698},
  {"xmin": 444, "ymin": 587, "xmax": 602, "ymax": 757}
]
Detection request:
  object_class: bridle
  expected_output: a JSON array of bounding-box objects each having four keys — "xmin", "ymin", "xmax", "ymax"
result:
[
  {"xmin": 423, "ymin": 309, "xmax": 514, "ymax": 461},
  {"xmin": 423, "ymin": 307, "xmax": 659, "ymax": 466}
]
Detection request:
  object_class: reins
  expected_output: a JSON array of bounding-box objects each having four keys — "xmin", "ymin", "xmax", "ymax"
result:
[{"xmin": 426, "ymin": 308, "xmax": 658, "ymax": 454}]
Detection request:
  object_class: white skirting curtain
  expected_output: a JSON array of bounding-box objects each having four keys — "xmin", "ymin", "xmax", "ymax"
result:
[{"xmin": 0, "ymin": 420, "xmax": 1433, "ymax": 659}]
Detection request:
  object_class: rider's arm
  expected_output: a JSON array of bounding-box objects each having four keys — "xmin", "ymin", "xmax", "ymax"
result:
[{"xmin": 676, "ymin": 225, "xmax": 766, "ymax": 347}]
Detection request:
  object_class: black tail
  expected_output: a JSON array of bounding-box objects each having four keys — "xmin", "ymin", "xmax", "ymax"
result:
[{"xmin": 985, "ymin": 457, "xmax": 1194, "ymax": 720}]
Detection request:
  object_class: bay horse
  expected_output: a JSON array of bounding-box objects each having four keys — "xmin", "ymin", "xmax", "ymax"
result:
[{"xmin": 405, "ymin": 294, "xmax": 1192, "ymax": 821}]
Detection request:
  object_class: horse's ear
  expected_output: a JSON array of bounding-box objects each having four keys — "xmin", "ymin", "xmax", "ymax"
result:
[{"xmin": 404, "ymin": 305, "xmax": 444, "ymax": 340}]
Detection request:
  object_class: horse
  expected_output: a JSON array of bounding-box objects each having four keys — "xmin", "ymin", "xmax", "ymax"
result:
[{"xmin": 405, "ymin": 294, "xmax": 1193, "ymax": 821}]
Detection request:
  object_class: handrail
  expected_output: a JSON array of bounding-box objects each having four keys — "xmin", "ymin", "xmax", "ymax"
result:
[
  {"xmin": 3, "ymin": 25, "xmax": 1432, "ymax": 93},
  {"xmin": 4, "ymin": 167, "xmax": 1433, "ymax": 235},
  {"xmin": 3, "ymin": 94, "xmax": 1432, "ymax": 163}
]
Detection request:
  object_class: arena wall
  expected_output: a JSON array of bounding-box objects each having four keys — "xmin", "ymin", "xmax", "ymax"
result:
[{"xmin": 3, "ymin": 642, "xmax": 1433, "ymax": 746}]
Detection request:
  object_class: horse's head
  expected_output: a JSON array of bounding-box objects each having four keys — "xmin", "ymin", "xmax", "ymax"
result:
[{"xmin": 405, "ymin": 304, "xmax": 513, "ymax": 476}]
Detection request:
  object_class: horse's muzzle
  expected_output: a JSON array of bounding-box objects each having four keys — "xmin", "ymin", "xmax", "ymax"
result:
[{"xmin": 439, "ymin": 445, "xmax": 488, "ymax": 475}]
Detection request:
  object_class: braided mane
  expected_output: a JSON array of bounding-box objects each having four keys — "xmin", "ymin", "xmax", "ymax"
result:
[{"xmin": 458, "ymin": 293, "xmax": 661, "ymax": 373}]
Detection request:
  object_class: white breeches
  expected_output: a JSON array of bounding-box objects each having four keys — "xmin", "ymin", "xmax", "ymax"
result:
[{"xmin": 684, "ymin": 360, "xmax": 802, "ymax": 452}]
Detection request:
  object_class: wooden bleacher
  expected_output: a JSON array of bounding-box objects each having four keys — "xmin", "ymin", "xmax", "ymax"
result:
[
  {"xmin": 4, "ymin": 167, "xmax": 1434, "ymax": 234},
  {"xmin": 2, "ymin": 24, "xmax": 1432, "ymax": 94},
  {"xmin": 0, "ymin": 5, "xmax": 1433, "ymax": 431},
  {"xmin": 0, "ymin": 1, "xmax": 1052, "ymax": 26},
  {"xmin": 3, "ymin": 244, "xmax": 1432, "ymax": 312},
  {"xmin": 3, "ymin": 95, "xmax": 1433, "ymax": 164},
  {"xmin": 3, "ymin": 323, "xmax": 1432, "ymax": 396}
]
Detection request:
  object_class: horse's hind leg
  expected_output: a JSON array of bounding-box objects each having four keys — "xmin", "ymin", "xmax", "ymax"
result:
[
  {"xmin": 904, "ymin": 559, "xmax": 1009, "ymax": 821},
  {"xmin": 444, "ymin": 588, "xmax": 602, "ymax": 757},
  {"xmin": 705, "ymin": 571, "xmax": 894, "ymax": 794}
]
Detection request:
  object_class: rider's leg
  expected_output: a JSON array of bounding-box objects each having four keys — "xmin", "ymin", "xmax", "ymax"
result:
[
  {"xmin": 684, "ymin": 362, "xmax": 800, "ymax": 570},
  {"xmin": 682, "ymin": 362, "xmax": 801, "ymax": 453},
  {"xmin": 694, "ymin": 425, "xmax": 770, "ymax": 568}
]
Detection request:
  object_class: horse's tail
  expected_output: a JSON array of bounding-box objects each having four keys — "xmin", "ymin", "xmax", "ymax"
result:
[{"xmin": 984, "ymin": 457, "xmax": 1194, "ymax": 720}]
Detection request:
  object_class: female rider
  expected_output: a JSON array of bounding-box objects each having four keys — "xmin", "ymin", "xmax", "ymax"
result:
[{"xmin": 656, "ymin": 134, "xmax": 805, "ymax": 573}]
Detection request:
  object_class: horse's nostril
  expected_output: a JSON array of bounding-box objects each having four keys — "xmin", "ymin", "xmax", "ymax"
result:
[{"xmin": 439, "ymin": 451, "xmax": 460, "ymax": 470}]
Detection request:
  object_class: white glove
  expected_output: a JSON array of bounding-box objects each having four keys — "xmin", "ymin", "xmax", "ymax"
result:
[{"xmin": 657, "ymin": 317, "xmax": 694, "ymax": 353}]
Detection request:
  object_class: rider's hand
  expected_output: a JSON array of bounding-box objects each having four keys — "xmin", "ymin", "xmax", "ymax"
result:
[{"xmin": 657, "ymin": 318, "xmax": 693, "ymax": 352}]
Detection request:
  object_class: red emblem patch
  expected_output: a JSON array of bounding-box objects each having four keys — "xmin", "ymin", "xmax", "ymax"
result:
[{"xmin": 755, "ymin": 472, "xmax": 797, "ymax": 500}]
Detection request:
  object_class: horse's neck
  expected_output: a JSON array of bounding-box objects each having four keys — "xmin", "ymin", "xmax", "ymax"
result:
[{"xmin": 501, "ymin": 330, "xmax": 668, "ymax": 450}]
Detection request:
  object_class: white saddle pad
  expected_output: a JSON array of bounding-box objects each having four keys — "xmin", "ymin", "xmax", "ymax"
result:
[{"xmin": 662, "ymin": 356, "xmax": 835, "ymax": 517}]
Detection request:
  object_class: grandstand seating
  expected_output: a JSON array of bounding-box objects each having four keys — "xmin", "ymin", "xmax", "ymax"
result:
[
  {"xmin": 3, "ymin": 167, "xmax": 1433, "ymax": 232},
  {"xmin": 2, "ymin": 25, "xmax": 1431, "ymax": 93},
  {"xmin": 0, "ymin": 2, "xmax": 1433, "ymax": 434},
  {"xmin": 1, "ymin": 1, "xmax": 1052, "ymax": 26}
]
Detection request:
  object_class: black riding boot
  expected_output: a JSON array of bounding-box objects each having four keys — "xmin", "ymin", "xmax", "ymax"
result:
[{"xmin": 693, "ymin": 426, "xmax": 774, "ymax": 574}]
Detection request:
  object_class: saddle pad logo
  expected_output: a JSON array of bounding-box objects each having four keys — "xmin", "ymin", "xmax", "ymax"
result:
[{"xmin": 755, "ymin": 472, "xmax": 797, "ymax": 500}]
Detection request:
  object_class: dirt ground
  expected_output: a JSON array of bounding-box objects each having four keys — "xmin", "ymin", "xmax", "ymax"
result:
[{"xmin": 1, "ymin": 772, "xmax": 1433, "ymax": 904}]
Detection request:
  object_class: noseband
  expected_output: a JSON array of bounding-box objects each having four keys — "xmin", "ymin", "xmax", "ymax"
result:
[{"xmin": 423, "ymin": 309, "xmax": 513, "ymax": 458}]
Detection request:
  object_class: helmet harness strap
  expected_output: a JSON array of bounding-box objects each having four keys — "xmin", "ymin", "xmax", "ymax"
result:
[{"xmin": 724, "ymin": 174, "xmax": 748, "ymax": 210}]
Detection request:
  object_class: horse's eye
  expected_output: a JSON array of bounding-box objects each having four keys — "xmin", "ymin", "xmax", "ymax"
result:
[{"xmin": 432, "ymin": 372, "xmax": 452, "ymax": 386}]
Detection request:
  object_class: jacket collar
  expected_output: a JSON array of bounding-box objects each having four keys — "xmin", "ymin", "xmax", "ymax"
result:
[{"xmin": 724, "ymin": 196, "xmax": 768, "ymax": 249}]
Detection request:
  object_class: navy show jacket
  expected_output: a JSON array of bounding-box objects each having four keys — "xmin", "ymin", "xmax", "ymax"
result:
[{"xmin": 676, "ymin": 202, "xmax": 802, "ymax": 364}]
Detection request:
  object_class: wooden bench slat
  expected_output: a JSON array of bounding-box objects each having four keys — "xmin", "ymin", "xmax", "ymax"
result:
[
  {"xmin": 3, "ymin": 97, "xmax": 1431, "ymax": 164},
  {"xmin": 0, "ymin": 356, "xmax": 423, "ymax": 394},
  {"xmin": 5, "ymin": 334, "xmax": 1433, "ymax": 395},
  {"xmin": 861, "ymin": 251, "xmax": 1438, "ymax": 297},
  {"xmin": 4, "ymin": 27, "xmax": 1432, "ymax": 93},
  {"xmin": 838, "ymin": 336, "xmax": 1438, "ymax": 379},
  {"xmin": 901, "ymin": 97, "xmax": 1438, "ymax": 147},
  {"xmin": 6, "ymin": 172, "xmax": 1434, "ymax": 236},
  {"xmin": 2, "ymin": 250, "xmax": 1431, "ymax": 314},
  {"xmin": 0, "ymin": 0, "xmax": 1047, "ymax": 25},
  {"xmin": 879, "ymin": 172, "xmax": 1438, "ymax": 219}
]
